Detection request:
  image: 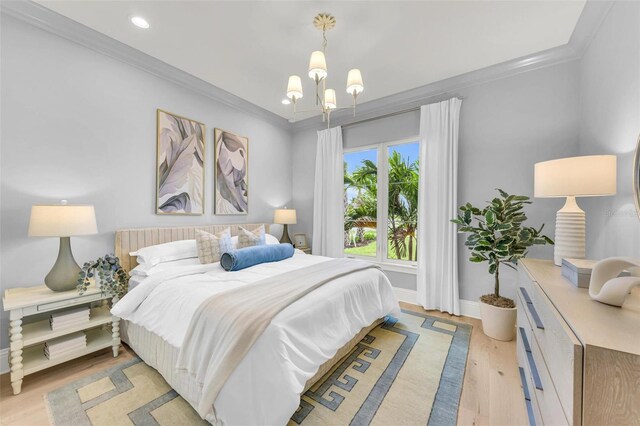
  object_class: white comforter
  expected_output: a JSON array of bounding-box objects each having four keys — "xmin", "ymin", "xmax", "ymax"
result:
[{"xmin": 112, "ymin": 252, "xmax": 400, "ymax": 425}]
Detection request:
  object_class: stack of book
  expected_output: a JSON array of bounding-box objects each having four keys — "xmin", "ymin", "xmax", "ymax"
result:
[
  {"xmin": 44, "ymin": 331, "xmax": 87, "ymax": 360},
  {"xmin": 50, "ymin": 307, "xmax": 90, "ymax": 331}
]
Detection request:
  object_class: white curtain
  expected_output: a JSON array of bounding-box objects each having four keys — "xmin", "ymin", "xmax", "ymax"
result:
[
  {"xmin": 417, "ymin": 98, "xmax": 462, "ymax": 315},
  {"xmin": 312, "ymin": 126, "xmax": 344, "ymax": 257}
]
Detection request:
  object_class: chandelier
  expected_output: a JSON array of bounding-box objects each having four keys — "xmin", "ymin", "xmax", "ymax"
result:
[{"xmin": 285, "ymin": 13, "xmax": 364, "ymax": 126}]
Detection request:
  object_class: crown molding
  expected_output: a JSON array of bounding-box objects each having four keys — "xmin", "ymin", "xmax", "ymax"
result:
[
  {"xmin": 2, "ymin": 0, "xmax": 612, "ymax": 134},
  {"xmin": 0, "ymin": 0, "xmax": 290, "ymax": 130},
  {"xmin": 568, "ymin": 0, "xmax": 614, "ymax": 57},
  {"xmin": 291, "ymin": 43, "xmax": 580, "ymax": 132},
  {"xmin": 290, "ymin": 0, "xmax": 613, "ymax": 133}
]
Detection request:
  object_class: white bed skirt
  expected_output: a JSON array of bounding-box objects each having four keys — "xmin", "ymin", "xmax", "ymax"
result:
[{"xmin": 121, "ymin": 320, "xmax": 212, "ymax": 421}]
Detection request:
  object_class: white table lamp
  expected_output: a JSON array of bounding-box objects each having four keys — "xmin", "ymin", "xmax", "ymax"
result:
[
  {"xmin": 274, "ymin": 208, "xmax": 297, "ymax": 244},
  {"xmin": 28, "ymin": 202, "xmax": 98, "ymax": 291},
  {"xmin": 535, "ymin": 155, "xmax": 616, "ymax": 266}
]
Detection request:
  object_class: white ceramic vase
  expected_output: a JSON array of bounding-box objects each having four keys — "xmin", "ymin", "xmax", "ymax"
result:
[{"xmin": 479, "ymin": 301, "xmax": 517, "ymax": 341}]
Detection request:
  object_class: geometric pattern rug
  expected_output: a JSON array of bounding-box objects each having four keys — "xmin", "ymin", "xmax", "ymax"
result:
[{"xmin": 45, "ymin": 310, "xmax": 471, "ymax": 426}]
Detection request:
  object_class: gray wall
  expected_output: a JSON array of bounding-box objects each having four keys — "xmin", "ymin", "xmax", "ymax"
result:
[
  {"xmin": 292, "ymin": 61, "xmax": 581, "ymax": 301},
  {"xmin": 578, "ymin": 1, "xmax": 640, "ymax": 259},
  {"xmin": 0, "ymin": 16, "xmax": 293, "ymax": 348}
]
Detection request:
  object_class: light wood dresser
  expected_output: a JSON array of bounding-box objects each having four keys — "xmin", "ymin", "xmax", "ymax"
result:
[
  {"xmin": 516, "ymin": 259, "xmax": 640, "ymax": 426},
  {"xmin": 3, "ymin": 284, "xmax": 120, "ymax": 395}
]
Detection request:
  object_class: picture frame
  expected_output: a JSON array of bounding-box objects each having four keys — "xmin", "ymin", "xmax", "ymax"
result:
[
  {"xmin": 214, "ymin": 128, "xmax": 249, "ymax": 215},
  {"xmin": 156, "ymin": 109, "xmax": 205, "ymax": 215},
  {"xmin": 293, "ymin": 233, "xmax": 308, "ymax": 248}
]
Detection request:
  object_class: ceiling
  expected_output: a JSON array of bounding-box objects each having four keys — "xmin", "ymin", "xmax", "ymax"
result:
[{"xmin": 36, "ymin": 1, "xmax": 585, "ymax": 120}]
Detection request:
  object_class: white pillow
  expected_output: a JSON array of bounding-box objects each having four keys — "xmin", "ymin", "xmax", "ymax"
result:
[
  {"xmin": 129, "ymin": 239, "xmax": 197, "ymax": 267},
  {"xmin": 231, "ymin": 233, "xmax": 279, "ymax": 249},
  {"xmin": 129, "ymin": 257, "xmax": 201, "ymax": 277}
]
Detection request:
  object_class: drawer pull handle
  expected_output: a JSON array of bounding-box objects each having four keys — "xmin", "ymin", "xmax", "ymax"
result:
[
  {"xmin": 519, "ymin": 287, "xmax": 544, "ymax": 330},
  {"xmin": 519, "ymin": 327, "xmax": 544, "ymax": 391},
  {"xmin": 518, "ymin": 367, "xmax": 536, "ymax": 426}
]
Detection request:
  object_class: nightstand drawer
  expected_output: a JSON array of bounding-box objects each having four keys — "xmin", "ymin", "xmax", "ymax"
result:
[{"xmin": 37, "ymin": 293, "xmax": 102, "ymax": 312}]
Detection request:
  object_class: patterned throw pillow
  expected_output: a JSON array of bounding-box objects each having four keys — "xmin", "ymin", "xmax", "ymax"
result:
[
  {"xmin": 237, "ymin": 225, "xmax": 266, "ymax": 249},
  {"xmin": 195, "ymin": 229, "xmax": 233, "ymax": 264}
]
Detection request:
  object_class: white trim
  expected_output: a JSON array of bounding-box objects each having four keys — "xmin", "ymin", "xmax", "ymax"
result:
[
  {"xmin": 344, "ymin": 138, "xmax": 421, "ymax": 267},
  {"xmin": 393, "ymin": 287, "xmax": 481, "ymax": 319},
  {"xmin": 381, "ymin": 262, "xmax": 417, "ymax": 275},
  {"xmin": 0, "ymin": 348, "xmax": 8, "ymax": 375},
  {"xmin": 0, "ymin": 1, "xmax": 609, "ymax": 134},
  {"xmin": 290, "ymin": 1, "xmax": 611, "ymax": 132},
  {"xmin": 393, "ymin": 287, "xmax": 419, "ymax": 304},
  {"xmin": 459, "ymin": 299, "xmax": 481, "ymax": 319}
]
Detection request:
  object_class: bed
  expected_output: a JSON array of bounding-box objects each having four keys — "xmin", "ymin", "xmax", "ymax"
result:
[{"xmin": 112, "ymin": 224, "xmax": 399, "ymax": 425}]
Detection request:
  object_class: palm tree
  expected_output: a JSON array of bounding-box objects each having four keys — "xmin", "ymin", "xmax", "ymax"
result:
[
  {"xmin": 387, "ymin": 151, "xmax": 418, "ymax": 260},
  {"xmin": 344, "ymin": 152, "xmax": 419, "ymax": 260}
]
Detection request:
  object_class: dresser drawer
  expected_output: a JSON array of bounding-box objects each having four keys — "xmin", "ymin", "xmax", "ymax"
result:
[
  {"xmin": 517, "ymin": 311, "xmax": 569, "ymax": 426},
  {"xmin": 517, "ymin": 334, "xmax": 544, "ymax": 426},
  {"xmin": 518, "ymin": 266, "xmax": 583, "ymax": 424}
]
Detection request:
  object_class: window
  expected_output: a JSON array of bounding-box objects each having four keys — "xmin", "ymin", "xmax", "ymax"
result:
[{"xmin": 343, "ymin": 139, "xmax": 420, "ymax": 265}]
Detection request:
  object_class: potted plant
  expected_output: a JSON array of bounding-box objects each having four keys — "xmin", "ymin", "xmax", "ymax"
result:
[
  {"xmin": 77, "ymin": 254, "xmax": 128, "ymax": 301},
  {"xmin": 452, "ymin": 189, "xmax": 553, "ymax": 341}
]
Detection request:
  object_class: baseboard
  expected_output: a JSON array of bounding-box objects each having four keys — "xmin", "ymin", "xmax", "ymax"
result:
[
  {"xmin": 393, "ymin": 287, "xmax": 481, "ymax": 319},
  {"xmin": 0, "ymin": 348, "xmax": 8, "ymax": 375},
  {"xmin": 459, "ymin": 299, "xmax": 481, "ymax": 319}
]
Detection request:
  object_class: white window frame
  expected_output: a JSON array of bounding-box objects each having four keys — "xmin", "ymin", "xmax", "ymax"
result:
[{"xmin": 343, "ymin": 136, "xmax": 420, "ymax": 274}]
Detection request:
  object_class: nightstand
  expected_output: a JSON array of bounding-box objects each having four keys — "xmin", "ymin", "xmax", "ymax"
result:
[
  {"xmin": 298, "ymin": 247, "xmax": 312, "ymax": 254},
  {"xmin": 2, "ymin": 284, "xmax": 120, "ymax": 395}
]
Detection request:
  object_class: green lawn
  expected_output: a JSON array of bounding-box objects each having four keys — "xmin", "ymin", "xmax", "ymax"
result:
[{"xmin": 344, "ymin": 237, "xmax": 416, "ymax": 261}]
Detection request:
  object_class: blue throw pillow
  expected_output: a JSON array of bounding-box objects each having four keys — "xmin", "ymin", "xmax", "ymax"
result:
[{"xmin": 220, "ymin": 243, "xmax": 294, "ymax": 271}]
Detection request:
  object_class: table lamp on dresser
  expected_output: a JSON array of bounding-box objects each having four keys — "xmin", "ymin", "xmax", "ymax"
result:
[
  {"xmin": 534, "ymin": 155, "xmax": 617, "ymax": 266},
  {"xmin": 28, "ymin": 201, "xmax": 98, "ymax": 291},
  {"xmin": 274, "ymin": 207, "xmax": 297, "ymax": 244}
]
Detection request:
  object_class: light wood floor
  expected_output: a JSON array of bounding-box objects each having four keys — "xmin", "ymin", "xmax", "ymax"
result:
[{"xmin": 0, "ymin": 303, "xmax": 528, "ymax": 426}]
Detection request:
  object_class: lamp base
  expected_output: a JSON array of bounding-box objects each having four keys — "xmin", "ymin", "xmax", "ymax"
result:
[
  {"xmin": 554, "ymin": 196, "xmax": 586, "ymax": 266},
  {"xmin": 280, "ymin": 224, "xmax": 292, "ymax": 245},
  {"xmin": 45, "ymin": 237, "xmax": 81, "ymax": 292}
]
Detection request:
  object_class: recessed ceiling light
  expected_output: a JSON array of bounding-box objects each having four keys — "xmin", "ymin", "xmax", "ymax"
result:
[
  {"xmin": 130, "ymin": 16, "xmax": 150, "ymax": 29},
  {"xmin": 281, "ymin": 99, "xmax": 291, "ymax": 105}
]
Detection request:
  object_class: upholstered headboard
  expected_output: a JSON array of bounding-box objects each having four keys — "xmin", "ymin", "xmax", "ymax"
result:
[{"xmin": 115, "ymin": 223, "xmax": 269, "ymax": 272}]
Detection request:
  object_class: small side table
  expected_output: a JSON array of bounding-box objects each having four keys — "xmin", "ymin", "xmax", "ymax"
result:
[
  {"xmin": 2, "ymin": 284, "xmax": 120, "ymax": 395},
  {"xmin": 297, "ymin": 247, "xmax": 312, "ymax": 254}
]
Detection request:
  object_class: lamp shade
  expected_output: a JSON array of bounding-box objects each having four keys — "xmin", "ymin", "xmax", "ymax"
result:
[
  {"xmin": 286, "ymin": 75, "xmax": 303, "ymax": 100},
  {"xmin": 28, "ymin": 204, "xmax": 98, "ymax": 237},
  {"xmin": 346, "ymin": 69, "xmax": 364, "ymax": 95},
  {"xmin": 274, "ymin": 208, "xmax": 297, "ymax": 225},
  {"xmin": 308, "ymin": 51, "xmax": 328, "ymax": 81},
  {"xmin": 534, "ymin": 155, "xmax": 617, "ymax": 198},
  {"xmin": 324, "ymin": 89, "xmax": 337, "ymax": 110}
]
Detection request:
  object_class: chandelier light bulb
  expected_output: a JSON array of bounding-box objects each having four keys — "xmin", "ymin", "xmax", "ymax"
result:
[
  {"xmin": 324, "ymin": 89, "xmax": 337, "ymax": 110},
  {"xmin": 286, "ymin": 75, "xmax": 303, "ymax": 100},
  {"xmin": 346, "ymin": 69, "xmax": 364, "ymax": 95},
  {"xmin": 308, "ymin": 51, "xmax": 328, "ymax": 81}
]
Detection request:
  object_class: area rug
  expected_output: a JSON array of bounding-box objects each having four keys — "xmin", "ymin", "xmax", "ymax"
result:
[{"xmin": 45, "ymin": 310, "xmax": 471, "ymax": 426}]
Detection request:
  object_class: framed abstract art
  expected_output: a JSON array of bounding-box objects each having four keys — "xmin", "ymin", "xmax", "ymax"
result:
[
  {"xmin": 156, "ymin": 109, "xmax": 205, "ymax": 215},
  {"xmin": 214, "ymin": 128, "xmax": 248, "ymax": 214}
]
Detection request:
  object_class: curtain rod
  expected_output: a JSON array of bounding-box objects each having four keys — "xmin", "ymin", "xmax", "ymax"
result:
[{"xmin": 341, "ymin": 96, "xmax": 464, "ymax": 129}]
